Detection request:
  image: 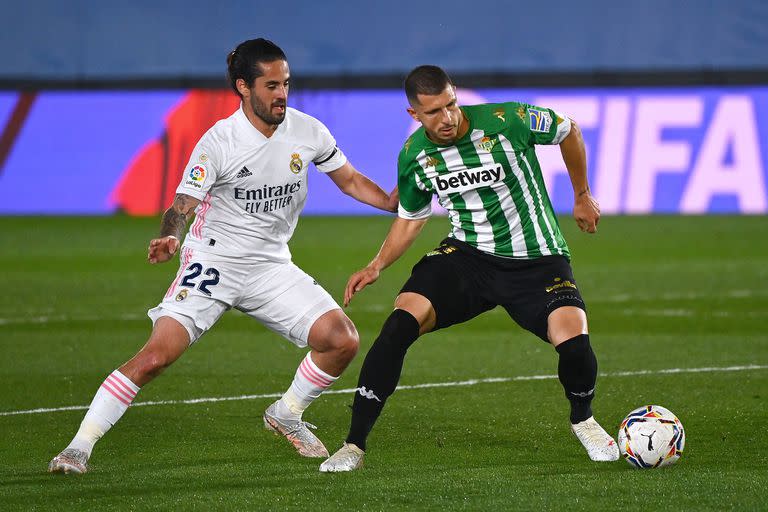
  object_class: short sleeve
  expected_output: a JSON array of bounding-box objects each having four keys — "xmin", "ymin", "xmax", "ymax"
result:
[
  {"xmin": 312, "ymin": 121, "xmax": 348, "ymax": 173},
  {"xmin": 397, "ymin": 149, "xmax": 432, "ymax": 220},
  {"xmin": 176, "ymin": 134, "xmax": 222, "ymax": 200},
  {"xmin": 521, "ymin": 103, "xmax": 572, "ymax": 145}
]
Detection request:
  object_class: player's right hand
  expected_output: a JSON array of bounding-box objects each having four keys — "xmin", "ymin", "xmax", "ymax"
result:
[
  {"xmin": 344, "ymin": 266, "xmax": 380, "ymax": 307},
  {"xmin": 148, "ymin": 236, "xmax": 180, "ymax": 264}
]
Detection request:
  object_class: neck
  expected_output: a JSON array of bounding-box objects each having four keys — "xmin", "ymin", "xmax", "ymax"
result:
[
  {"xmin": 426, "ymin": 111, "xmax": 469, "ymax": 145},
  {"xmin": 456, "ymin": 111, "xmax": 469, "ymax": 139},
  {"xmin": 242, "ymin": 103, "xmax": 278, "ymax": 138}
]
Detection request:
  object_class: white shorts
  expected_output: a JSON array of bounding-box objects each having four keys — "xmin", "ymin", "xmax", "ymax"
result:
[{"xmin": 147, "ymin": 247, "xmax": 340, "ymax": 347}]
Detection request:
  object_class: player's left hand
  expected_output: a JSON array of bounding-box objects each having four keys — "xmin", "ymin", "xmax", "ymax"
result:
[
  {"xmin": 386, "ymin": 185, "xmax": 399, "ymax": 213},
  {"xmin": 344, "ymin": 266, "xmax": 381, "ymax": 306},
  {"xmin": 574, "ymin": 192, "xmax": 600, "ymax": 233}
]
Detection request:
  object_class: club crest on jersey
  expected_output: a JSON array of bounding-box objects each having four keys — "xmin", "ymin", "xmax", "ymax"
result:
[
  {"xmin": 183, "ymin": 165, "xmax": 207, "ymax": 189},
  {"xmin": 528, "ymin": 108, "xmax": 553, "ymax": 133},
  {"xmin": 433, "ymin": 163, "xmax": 505, "ymax": 196},
  {"xmin": 175, "ymin": 289, "xmax": 188, "ymax": 302},
  {"xmin": 289, "ymin": 153, "xmax": 303, "ymax": 174},
  {"xmin": 477, "ymin": 136, "xmax": 497, "ymax": 152},
  {"xmin": 424, "ymin": 156, "xmax": 439, "ymax": 168}
]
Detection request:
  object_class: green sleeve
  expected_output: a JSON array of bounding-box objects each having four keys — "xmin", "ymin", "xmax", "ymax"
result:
[{"xmin": 508, "ymin": 102, "xmax": 571, "ymax": 147}]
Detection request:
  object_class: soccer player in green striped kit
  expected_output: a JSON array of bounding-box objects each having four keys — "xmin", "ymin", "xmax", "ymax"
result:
[{"xmin": 320, "ymin": 65, "xmax": 619, "ymax": 472}]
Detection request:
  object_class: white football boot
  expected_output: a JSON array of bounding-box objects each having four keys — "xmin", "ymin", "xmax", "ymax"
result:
[
  {"xmin": 48, "ymin": 448, "xmax": 89, "ymax": 474},
  {"xmin": 263, "ymin": 401, "xmax": 329, "ymax": 458},
  {"xmin": 319, "ymin": 443, "xmax": 365, "ymax": 472},
  {"xmin": 571, "ymin": 416, "xmax": 620, "ymax": 461}
]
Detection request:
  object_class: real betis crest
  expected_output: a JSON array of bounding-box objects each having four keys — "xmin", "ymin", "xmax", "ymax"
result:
[
  {"xmin": 477, "ymin": 136, "xmax": 497, "ymax": 152},
  {"xmin": 289, "ymin": 153, "xmax": 303, "ymax": 174}
]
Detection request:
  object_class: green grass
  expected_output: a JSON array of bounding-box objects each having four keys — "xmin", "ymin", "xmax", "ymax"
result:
[{"xmin": 1, "ymin": 215, "xmax": 766, "ymax": 511}]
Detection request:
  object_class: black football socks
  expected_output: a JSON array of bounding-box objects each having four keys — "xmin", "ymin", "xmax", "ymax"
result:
[
  {"xmin": 346, "ymin": 309, "xmax": 421, "ymax": 451},
  {"xmin": 555, "ymin": 334, "xmax": 598, "ymax": 424}
]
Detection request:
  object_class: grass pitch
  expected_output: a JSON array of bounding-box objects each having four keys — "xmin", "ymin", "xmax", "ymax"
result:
[{"xmin": 1, "ymin": 215, "xmax": 766, "ymax": 511}]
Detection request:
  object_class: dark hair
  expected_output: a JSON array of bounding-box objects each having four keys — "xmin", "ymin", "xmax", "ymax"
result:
[
  {"xmin": 404, "ymin": 65, "xmax": 454, "ymax": 105},
  {"xmin": 227, "ymin": 38, "xmax": 287, "ymax": 97}
]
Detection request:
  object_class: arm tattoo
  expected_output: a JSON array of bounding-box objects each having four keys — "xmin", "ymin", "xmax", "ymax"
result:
[{"xmin": 159, "ymin": 194, "xmax": 198, "ymax": 238}]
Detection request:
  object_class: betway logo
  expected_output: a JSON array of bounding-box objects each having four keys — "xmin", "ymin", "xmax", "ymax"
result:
[{"xmin": 434, "ymin": 164, "xmax": 505, "ymax": 195}]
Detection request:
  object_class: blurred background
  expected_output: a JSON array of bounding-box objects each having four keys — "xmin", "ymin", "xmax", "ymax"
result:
[{"xmin": 1, "ymin": 0, "xmax": 766, "ymax": 216}]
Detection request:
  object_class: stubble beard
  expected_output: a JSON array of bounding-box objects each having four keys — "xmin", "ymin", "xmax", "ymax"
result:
[{"xmin": 251, "ymin": 95, "xmax": 286, "ymax": 126}]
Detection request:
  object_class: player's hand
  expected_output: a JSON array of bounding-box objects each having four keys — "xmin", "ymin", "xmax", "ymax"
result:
[
  {"xmin": 386, "ymin": 185, "xmax": 399, "ymax": 213},
  {"xmin": 344, "ymin": 266, "xmax": 381, "ymax": 306},
  {"xmin": 573, "ymin": 191, "xmax": 600, "ymax": 234},
  {"xmin": 148, "ymin": 236, "xmax": 180, "ymax": 264}
]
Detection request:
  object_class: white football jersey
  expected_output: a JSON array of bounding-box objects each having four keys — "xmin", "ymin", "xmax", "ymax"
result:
[{"xmin": 175, "ymin": 105, "xmax": 347, "ymax": 262}]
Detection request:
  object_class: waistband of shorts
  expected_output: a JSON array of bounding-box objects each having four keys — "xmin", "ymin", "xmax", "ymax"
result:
[{"xmin": 442, "ymin": 237, "xmax": 569, "ymax": 269}]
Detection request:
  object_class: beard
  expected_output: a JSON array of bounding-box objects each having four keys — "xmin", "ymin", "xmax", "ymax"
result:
[{"xmin": 250, "ymin": 94, "xmax": 286, "ymax": 126}]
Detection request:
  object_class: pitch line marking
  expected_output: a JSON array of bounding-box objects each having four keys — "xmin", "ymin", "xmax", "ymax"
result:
[
  {"xmin": 1, "ymin": 289, "xmax": 765, "ymax": 326},
  {"xmin": 1, "ymin": 364, "xmax": 765, "ymax": 418}
]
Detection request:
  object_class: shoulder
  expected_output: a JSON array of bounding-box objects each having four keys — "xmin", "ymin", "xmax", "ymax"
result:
[
  {"xmin": 201, "ymin": 112, "xmax": 239, "ymax": 148},
  {"xmin": 287, "ymin": 107, "xmax": 329, "ymax": 132},
  {"xmin": 465, "ymin": 102, "xmax": 525, "ymax": 127},
  {"xmin": 282, "ymin": 107, "xmax": 335, "ymax": 144},
  {"xmin": 398, "ymin": 129, "xmax": 427, "ymax": 162},
  {"xmin": 188, "ymin": 110, "xmax": 242, "ymax": 170}
]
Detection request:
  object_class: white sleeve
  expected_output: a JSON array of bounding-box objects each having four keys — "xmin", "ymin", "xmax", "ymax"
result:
[
  {"xmin": 312, "ymin": 122, "xmax": 348, "ymax": 173},
  {"xmin": 176, "ymin": 134, "xmax": 221, "ymax": 200},
  {"xmin": 398, "ymin": 202, "xmax": 432, "ymax": 220},
  {"xmin": 550, "ymin": 110, "xmax": 572, "ymax": 145}
]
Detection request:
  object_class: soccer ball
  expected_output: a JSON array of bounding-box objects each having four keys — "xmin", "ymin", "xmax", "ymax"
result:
[{"xmin": 617, "ymin": 405, "xmax": 685, "ymax": 468}]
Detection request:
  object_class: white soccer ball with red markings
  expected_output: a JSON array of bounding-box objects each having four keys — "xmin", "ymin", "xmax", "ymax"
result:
[{"xmin": 617, "ymin": 405, "xmax": 685, "ymax": 468}]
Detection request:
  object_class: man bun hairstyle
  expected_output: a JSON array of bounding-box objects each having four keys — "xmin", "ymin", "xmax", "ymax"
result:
[
  {"xmin": 227, "ymin": 38, "xmax": 287, "ymax": 97},
  {"xmin": 404, "ymin": 65, "xmax": 454, "ymax": 105}
]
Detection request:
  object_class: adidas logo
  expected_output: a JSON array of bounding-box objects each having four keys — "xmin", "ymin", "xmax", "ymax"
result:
[{"xmin": 236, "ymin": 166, "xmax": 252, "ymax": 178}]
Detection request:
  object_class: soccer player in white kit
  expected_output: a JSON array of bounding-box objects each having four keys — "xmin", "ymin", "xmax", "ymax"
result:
[{"xmin": 48, "ymin": 38, "xmax": 398, "ymax": 474}]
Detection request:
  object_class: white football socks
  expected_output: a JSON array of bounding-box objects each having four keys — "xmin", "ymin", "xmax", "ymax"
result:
[
  {"xmin": 66, "ymin": 370, "xmax": 140, "ymax": 457},
  {"xmin": 275, "ymin": 352, "xmax": 338, "ymax": 420}
]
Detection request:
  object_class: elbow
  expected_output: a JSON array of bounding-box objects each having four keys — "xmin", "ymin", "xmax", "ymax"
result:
[{"xmin": 566, "ymin": 118, "xmax": 581, "ymax": 140}]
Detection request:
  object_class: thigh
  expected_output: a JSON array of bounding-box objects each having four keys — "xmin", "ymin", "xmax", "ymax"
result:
[
  {"xmin": 400, "ymin": 240, "xmax": 494, "ymax": 331},
  {"xmin": 499, "ymin": 256, "xmax": 587, "ymax": 342},
  {"xmin": 238, "ymin": 262, "xmax": 340, "ymax": 347}
]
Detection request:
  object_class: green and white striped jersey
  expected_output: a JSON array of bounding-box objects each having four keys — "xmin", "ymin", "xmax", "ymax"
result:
[{"xmin": 398, "ymin": 102, "xmax": 572, "ymax": 259}]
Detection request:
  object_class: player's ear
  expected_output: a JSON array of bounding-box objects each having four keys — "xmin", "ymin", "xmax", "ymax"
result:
[
  {"xmin": 406, "ymin": 107, "xmax": 419, "ymax": 122},
  {"xmin": 236, "ymin": 78, "xmax": 250, "ymax": 98}
]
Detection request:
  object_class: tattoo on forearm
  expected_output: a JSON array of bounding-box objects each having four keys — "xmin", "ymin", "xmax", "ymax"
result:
[
  {"xmin": 159, "ymin": 194, "xmax": 196, "ymax": 238},
  {"xmin": 159, "ymin": 208, "xmax": 187, "ymax": 238}
]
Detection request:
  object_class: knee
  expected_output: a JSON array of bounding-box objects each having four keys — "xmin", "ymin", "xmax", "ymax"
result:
[
  {"xmin": 133, "ymin": 349, "xmax": 174, "ymax": 379},
  {"xmin": 548, "ymin": 306, "xmax": 588, "ymax": 345},
  {"xmin": 314, "ymin": 318, "xmax": 359, "ymax": 362},
  {"xmin": 333, "ymin": 327, "xmax": 359, "ymax": 363}
]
